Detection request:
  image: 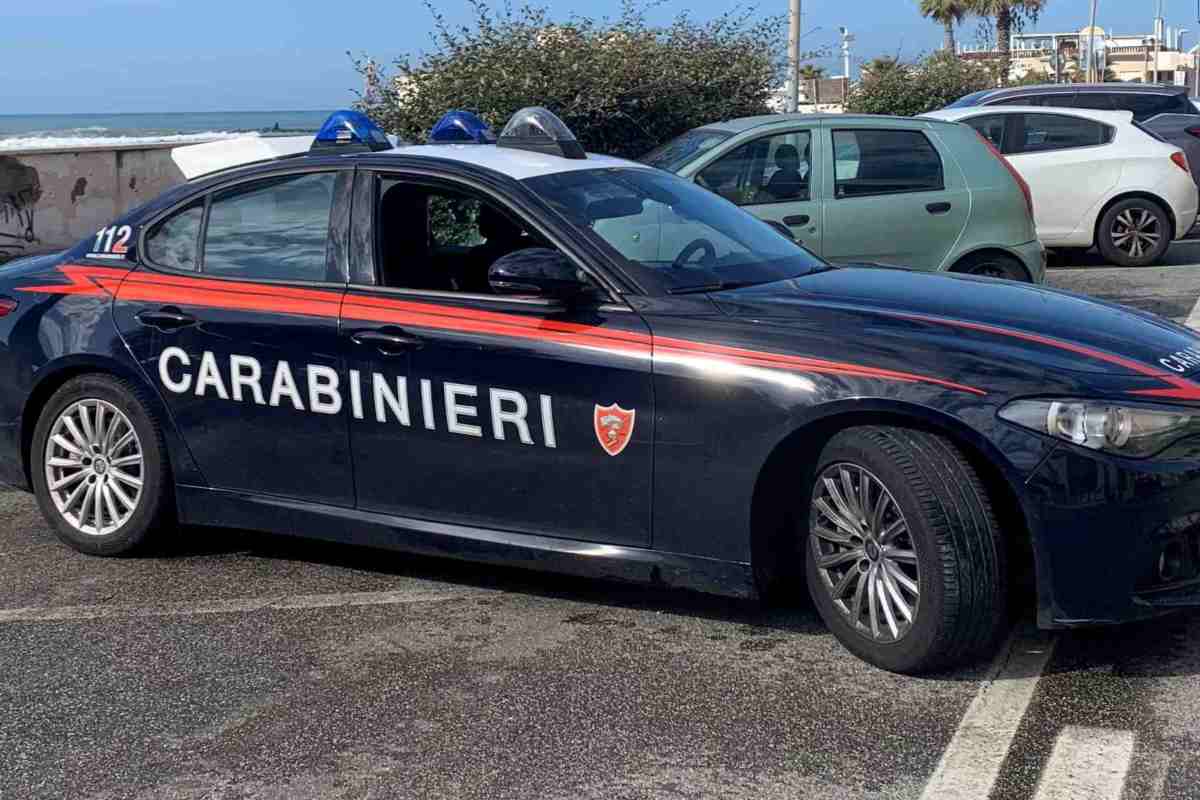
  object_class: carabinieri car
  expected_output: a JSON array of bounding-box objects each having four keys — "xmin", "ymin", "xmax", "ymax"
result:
[{"xmin": 2, "ymin": 108, "xmax": 1200, "ymax": 673}]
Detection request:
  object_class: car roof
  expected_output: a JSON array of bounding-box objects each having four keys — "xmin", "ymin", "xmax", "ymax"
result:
[
  {"xmin": 967, "ymin": 82, "xmax": 1186, "ymax": 103},
  {"xmin": 925, "ymin": 105, "xmax": 1136, "ymax": 126},
  {"xmin": 699, "ymin": 113, "xmax": 957, "ymax": 134},
  {"xmin": 368, "ymin": 143, "xmax": 646, "ymax": 181}
]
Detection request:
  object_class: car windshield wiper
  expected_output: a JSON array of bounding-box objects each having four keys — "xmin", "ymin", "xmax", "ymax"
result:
[{"xmin": 666, "ymin": 279, "xmax": 766, "ymax": 295}]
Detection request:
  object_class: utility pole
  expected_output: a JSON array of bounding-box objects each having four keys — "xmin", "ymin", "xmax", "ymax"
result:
[
  {"xmin": 1154, "ymin": 0, "xmax": 1163, "ymax": 83},
  {"xmin": 840, "ymin": 26, "xmax": 855, "ymax": 102},
  {"xmin": 1087, "ymin": 0, "xmax": 1099, "ymax": 82},
  {"xmin": 788, "ymin": 0, "xmax": 802, "ymax": 113}
]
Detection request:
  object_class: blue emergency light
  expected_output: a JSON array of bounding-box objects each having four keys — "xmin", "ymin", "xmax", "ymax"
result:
[
  {"xmin": 429, "ymin": 111, "xmax": 495, "ymax": 144},
  {"xmin": 311, "ymin": 110, "xmax": 393, "ymax": 153}
]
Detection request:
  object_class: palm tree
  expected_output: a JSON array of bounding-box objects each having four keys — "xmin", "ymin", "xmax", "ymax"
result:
[
  {"xmin": 798, "ymin": 65, "xmax": 827, "ymax": 103},
  {"xmin": 968, "ymin": 0, "xmax": 1047, "ymax": 86},
  {"xmin": 919, "ymin": 0, "xmax": 969, "ymax": 53}
]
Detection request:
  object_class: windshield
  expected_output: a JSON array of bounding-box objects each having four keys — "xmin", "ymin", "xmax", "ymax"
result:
[
  {"xmin": 639, "ymin": 128, "xmax": 733, "ymax": 173},
  {"xmin": 523, "ymin": 167, "xmax": 826, "ymax": 292}
]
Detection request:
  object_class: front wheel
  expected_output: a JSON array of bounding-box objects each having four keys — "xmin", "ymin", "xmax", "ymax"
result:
[
  {"xmin": 805, "ymin": 426, "xmax": 1007, "ymax": 673},
  {"xmin": 1096, "ymin": 198, "xmax": 1171, "ymax": 267},
  {"xmin": 31, "ymin": 374, "xmax": 173, "ymax": 556}
]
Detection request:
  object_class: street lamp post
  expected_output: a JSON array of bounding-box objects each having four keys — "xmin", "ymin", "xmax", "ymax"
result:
[
  {"xmin": 1087, "ymin": 0, "xmax": 1098, "ymax": 82},
  {"xmin": 788, "ymin": 0, "xmax": 802, "ymax": 113}
]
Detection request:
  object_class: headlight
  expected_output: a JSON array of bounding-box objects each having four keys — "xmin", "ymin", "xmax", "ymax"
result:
[{"xmin": 998, "ymin": 399, "xmax": 1199, "ymax": 458}]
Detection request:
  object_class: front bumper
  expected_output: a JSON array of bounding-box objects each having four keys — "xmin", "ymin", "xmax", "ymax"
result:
[{"xmin": 1026, "ymin": 442, "xmax": 1200, "ymax": 627}]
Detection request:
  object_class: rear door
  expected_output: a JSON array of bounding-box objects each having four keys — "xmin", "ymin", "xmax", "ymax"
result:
[
  {"xmin": 1002, "ymin": 112, "xmax": 1121, "ymax": 242},
  {"xmin": 819, "ymin": 126, "xmax": 968, "ymax": 269},
  {"xmin": 693, "ymin": 127, "xmax": 823, "ymax": 252},
  {"xmin": 115, "ymin": 168, "xmax": 355, "ymax": 506}
]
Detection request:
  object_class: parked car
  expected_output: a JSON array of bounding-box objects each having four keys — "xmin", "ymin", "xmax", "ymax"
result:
[
  {"xmin": 924, "ymin": 105, "xmax": 1199, "ymax": 267},
  {"xmin": 946, "ymin": 82, "xmax": 1200, "ymax": 187},
  {"xmin": 640, "ymin": 114, "xmax": 1045, "ymax": 282}
]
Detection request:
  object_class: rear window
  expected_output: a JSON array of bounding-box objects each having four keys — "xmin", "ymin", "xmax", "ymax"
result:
[
  {"xmin": 946, "ymin": 90, "xmax": 994, "ymax": 108},
  {"xmin": 831, "ymin": 129, "xmax": 943, "ymax": 198}
]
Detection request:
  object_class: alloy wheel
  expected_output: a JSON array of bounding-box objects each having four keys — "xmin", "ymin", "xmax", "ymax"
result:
[
  {"xmin": 810, "ymin": 463, "xmax": 921, "ymax": 643},
  {"xmin": 44, "ymin": 399, "xmax": 144, "ymax": 536},
  {"xmin": 1111, "ymin": 208, "xmax": 1161, "ymax": 259}
]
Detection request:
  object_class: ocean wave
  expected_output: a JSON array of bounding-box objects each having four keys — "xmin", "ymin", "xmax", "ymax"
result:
[{"xmin": 0, "ymin": 131, "xmax": 262, "ymax": 152}]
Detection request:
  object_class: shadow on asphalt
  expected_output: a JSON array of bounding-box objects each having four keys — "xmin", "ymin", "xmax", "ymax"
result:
[
  {"xmin": 1048, "ymin": 239, "xmax": 1200, "ymax": 271},
  {"xmin": 148, "ymin": 524, "xmax": 832, "ymax": 638}
]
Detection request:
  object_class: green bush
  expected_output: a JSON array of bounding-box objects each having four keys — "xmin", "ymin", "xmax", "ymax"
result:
[
  {"xmin": 352, "ymin": 1, "xmax": 782, "ymax": 159},
  {"xmin": 846, "ymin": 51, "xmax": 994, "ymax": 117}
]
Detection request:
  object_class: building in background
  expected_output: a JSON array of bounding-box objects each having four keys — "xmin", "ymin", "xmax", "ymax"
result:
[{"xmin": 960, "ymin": 23, "xmax": 1199, "ymax": 90}]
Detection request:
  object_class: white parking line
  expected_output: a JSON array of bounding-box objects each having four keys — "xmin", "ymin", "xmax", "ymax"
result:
[
  {"xmin": 918, "ymin": 628, "xmax": 1057, "ymax": 800},
  {"xmin": 0, "ymin": 588, "xmax": 491, "ymax": 624},
  {"xmin": 1031, "ymin": 726, "xmax": 1136, "ymax": 800}
]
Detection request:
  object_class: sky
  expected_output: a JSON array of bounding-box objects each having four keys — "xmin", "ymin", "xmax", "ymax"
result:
[{"xmin": 0, "ymin": 0, "xmax": 1194, "ymax": 115}]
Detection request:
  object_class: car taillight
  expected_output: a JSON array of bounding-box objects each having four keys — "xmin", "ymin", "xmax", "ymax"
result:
[
  {"xmin": 1186, "ymin": 126, "xmax": 1200, "ymax": 138},
  {"xmin": 0, "ymin": 297, "xmax": 16, "ymax": 318},
  {"xmin": 1171, "ymin": 150, "xmax": 1191, "ymax": 174},
  {"xmin": 975, "ymin": 131, "xmax": 1034, "ymax": 220}
]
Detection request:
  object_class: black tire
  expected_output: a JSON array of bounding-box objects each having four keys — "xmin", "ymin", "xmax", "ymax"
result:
[
  {"xmin": 30, "ymin": 374, "xmax": 173, "ymax": 556},
  {"xmin": 804, "ymin": 426, "xmax": 1007, "ymax": 673},
  {"xmin": 952, "ymin": 251, "xmax": 1030, "ymax": 282},
  {"xmin": 1096, "ymin": 198, "xmax": 1171, "ymax": 267}
]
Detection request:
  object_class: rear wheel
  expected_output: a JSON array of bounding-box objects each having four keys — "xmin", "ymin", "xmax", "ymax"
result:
[
  {"xmin": 1097, "ymin": 198, "xmax": 1171, "ymax": 267},
  {"xmin": 952, "ymin": 252, "xmax": 1030, "ymax": 282},
  {"xmin": 805, "ymin": 426, "xmax": 1007, "ymax": 673},
  {"xmin": 31, "ymin": 375, "xmax": 173, "ymax": 556}
]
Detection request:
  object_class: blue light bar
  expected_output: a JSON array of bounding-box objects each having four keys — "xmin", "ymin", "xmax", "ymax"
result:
[
  {"xmin": 311, "ymin": 110, "xmax": 392, "ymax": 152},
  {"xmin": 429, "ymin": 111, "xmax": 496, "ymax": 144}
]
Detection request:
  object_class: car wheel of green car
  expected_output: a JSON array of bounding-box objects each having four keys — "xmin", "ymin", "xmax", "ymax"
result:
[{"xmin": 952, "ymin": 252, "xmax": 1030, "ymax": 282}]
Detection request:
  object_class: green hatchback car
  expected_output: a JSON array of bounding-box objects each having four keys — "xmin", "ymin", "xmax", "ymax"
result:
[{"xmin": 641, "ymin": 114, "xmax": 1046, "ymax": 282}]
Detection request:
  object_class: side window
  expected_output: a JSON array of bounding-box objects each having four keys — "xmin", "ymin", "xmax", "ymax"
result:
[
  {"xmin": 966, "ymin": 115, "xmax": 1007, "ymax": 152},
  {"xmin": 697, "ymin": 130, "xmax": 813, "ymax": 205},
  {"xmin": 1114, "ymin": 93, "xmax": 1189, "ymax": 121},
  {"xmin": 1015, "ymin": 114, "xmax": 1112, "ymax": 154},
  {"xmin": 1071, "ymin": 93, "xmax": 1116, "ymax": 111},
  {"xmin": 832, "ymin": 129, "xmax": 944, "ymax": 198},
  {"xmin": 144, "ymin": 201, "xmax": 203, "ymax": 272},
  {"xmin": 203, "ymin": 172, "xmax": 336, "ymax": 282},
  {"xmin": 375, "ymin": 178, "xmax": 551, "ymax": 295}
]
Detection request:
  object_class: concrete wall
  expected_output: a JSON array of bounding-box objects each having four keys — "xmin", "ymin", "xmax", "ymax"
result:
[{"xmin": 0, "ymin": 143, "xmax": 193, "ymax": 263}]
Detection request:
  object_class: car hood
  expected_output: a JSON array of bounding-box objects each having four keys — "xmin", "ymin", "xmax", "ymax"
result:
[{"xmin": 711, "ymin": 267, "xmax": 1200, "ymax": 391}]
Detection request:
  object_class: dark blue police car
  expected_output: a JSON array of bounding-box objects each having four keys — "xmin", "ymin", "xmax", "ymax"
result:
[{"xmin": 2, "ymin": 108, "xmax": 1200, "ymax": 673}]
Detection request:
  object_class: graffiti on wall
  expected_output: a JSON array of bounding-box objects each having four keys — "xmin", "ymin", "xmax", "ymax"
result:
[{"xmin": 0, "ymin": 156, "xmax": 41, "ymax": 259}]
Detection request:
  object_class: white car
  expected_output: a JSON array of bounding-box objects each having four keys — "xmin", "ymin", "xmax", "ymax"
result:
[{"xmin": 923, "ymin": 105, "xmax": 1199, "ymax": 267}]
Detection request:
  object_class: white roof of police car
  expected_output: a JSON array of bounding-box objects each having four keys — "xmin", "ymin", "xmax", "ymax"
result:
[
  {"xmin": 923, "ymin": 105, "xmax": 1136, "ymax": 127},
  {"xmin": 385, "ymin": 143, "xmax": 647, "ymax": 181}
]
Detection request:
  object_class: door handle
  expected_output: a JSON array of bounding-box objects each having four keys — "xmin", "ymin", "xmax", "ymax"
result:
[
  {"xmin": 350, "ymin": 328, "xmax": 424, "ymax": 355},
  {"xmin": 782, "ymin": 214, "xmax": 811, "ymax": 226},
  {"xmin": 136, "ymin": 307, "xmax": 196, "ymax": 332},
  {"xmin": 926, "ymin": 202, "xmax": 952, "ymax": 215}
]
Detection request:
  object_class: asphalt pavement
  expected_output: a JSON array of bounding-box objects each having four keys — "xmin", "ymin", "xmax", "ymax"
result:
[{"xmin": 5, "ymin": 248, "xmax": 1200, "ymax": 800}]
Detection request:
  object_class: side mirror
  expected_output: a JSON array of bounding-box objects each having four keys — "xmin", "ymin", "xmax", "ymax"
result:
[{"xmin": 488, "ymin": 248, "xmax": 589, "ymax": 300}]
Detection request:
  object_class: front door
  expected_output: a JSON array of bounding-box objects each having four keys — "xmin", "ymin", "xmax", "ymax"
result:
[
  {"xmin": 694, "ymin": 128, "xmax": 823, "ymax": 253},
  {"xmin": 820, "ymin": 126, "xmax": 969, "ymax": 269},
  {"xmin": 115, "ymin": 169, "xmax": 355, "ymax": 506},
  {"xmin": 342, "ymin": 171, "xmax": 654, "ymax": 546}
]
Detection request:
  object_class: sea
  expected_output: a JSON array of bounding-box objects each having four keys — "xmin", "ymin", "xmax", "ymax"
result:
[{"xmin": 0, "ymin": 110, "xmax": 332, "ymax": 151}]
